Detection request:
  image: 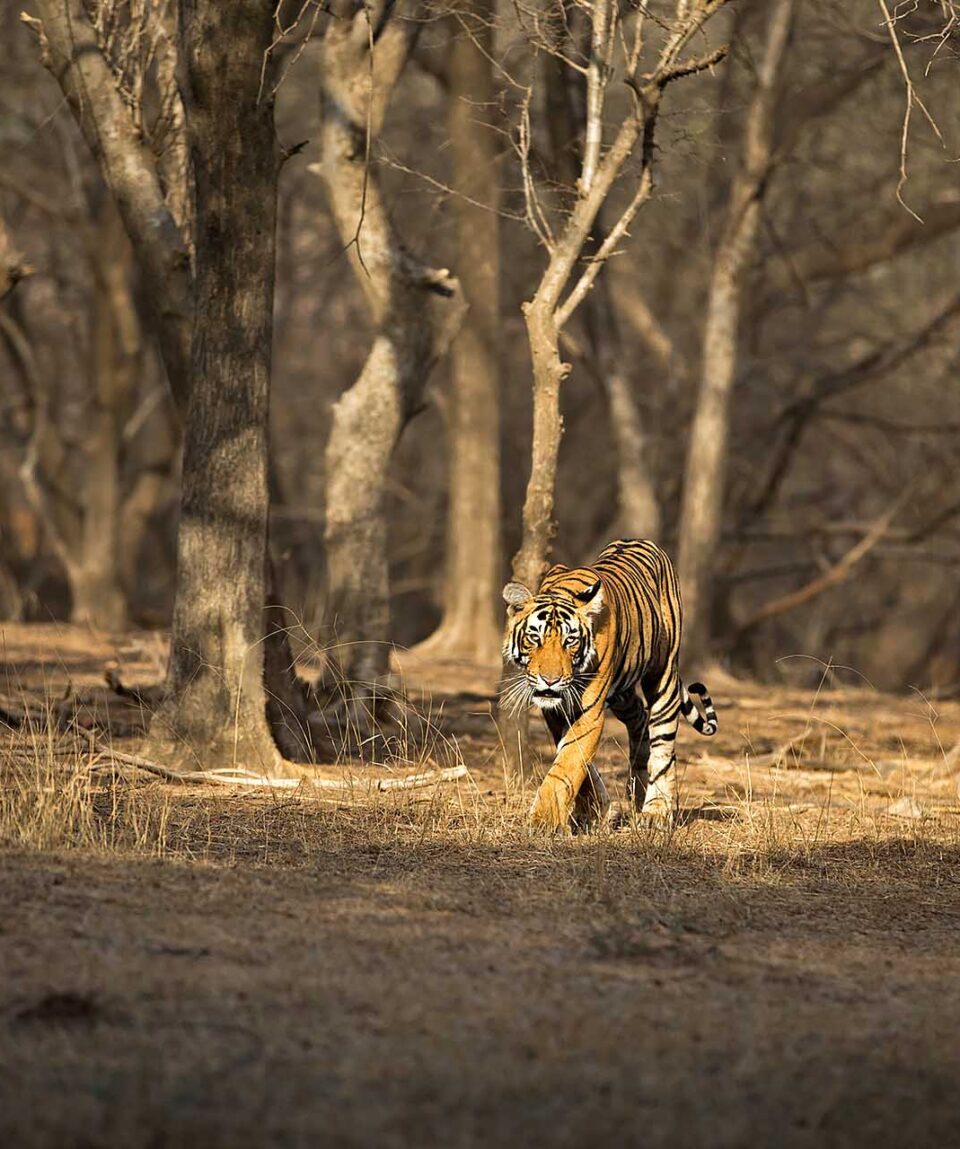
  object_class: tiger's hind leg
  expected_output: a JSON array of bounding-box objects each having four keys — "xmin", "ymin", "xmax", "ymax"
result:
[
  {"xmin": 607, "ymin": 689, "xmax": 650, "ymax": 827},
  {"xmin": 571, "ymin": 761, "xmax": 610, "ymax": 830},
  {"xmin": 638, "ymin": 685, "xmax": 681, "ymax": 824}
]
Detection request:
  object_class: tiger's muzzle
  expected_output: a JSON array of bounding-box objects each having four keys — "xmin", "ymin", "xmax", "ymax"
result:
[{"xmin": 530, "ymin": 674, "xmax": 572, "ymax": 708}]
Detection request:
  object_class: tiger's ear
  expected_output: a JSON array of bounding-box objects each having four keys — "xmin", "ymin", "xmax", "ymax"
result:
[
  {"xmin": 503, "ymin": 582, "xmax": 534, "ymax": 612},
  {"xmin": 574, "ymin": 577, "xmax": 604, "ymax": 615}
]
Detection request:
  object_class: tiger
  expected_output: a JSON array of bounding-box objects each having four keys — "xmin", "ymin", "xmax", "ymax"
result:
[{"xmin": 501, "ymin": 538, "xmax": 717, "ymax": 832}]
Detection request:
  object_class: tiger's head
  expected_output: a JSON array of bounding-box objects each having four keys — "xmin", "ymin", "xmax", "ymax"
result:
[{"xmin": 501, "ymin": 565, "xmax": 605, "ymax": 712}]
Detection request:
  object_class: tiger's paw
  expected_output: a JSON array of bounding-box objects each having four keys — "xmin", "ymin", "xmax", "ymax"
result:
[
  {"xmin": 601, "ymin": 800, "xmax": 633, "ymax": 832},
  {"xmin": 639, "ymin": 792, "xmax": 677, "ymax": 828},
  {"xmin": 529, "ymin": 776, "xmax": 576, "ymax": 834}
]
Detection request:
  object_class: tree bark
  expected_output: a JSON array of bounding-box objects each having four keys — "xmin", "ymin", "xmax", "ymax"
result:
[
  {"xmin": 317, "ymin": 0, "xmax": 466, "ymax": 687},
  {"xmin": 140, "ymin": 0, "xmax": 285, "ymax": 774},
  {"xmin": 410, "ymin": 4, "xmax": 502, "ymax": 665},
  {"xmin": 677, "ymin": 0, "xmax": 795, "ymax": 668}
]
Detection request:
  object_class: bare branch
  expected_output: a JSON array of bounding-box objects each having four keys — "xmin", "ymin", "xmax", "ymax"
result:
[
  {"xmin": 776, "ymin": 198, "xmax": 960, "ymax": 290},
  {"xmin": 736, "ymin": 490, "xmax": 913, "ymax": 634},
  {"xmin": 745, "ymin": 291, "xmax": 960, "ymax": 526},
  {"xmin": 580, "ymin": 0, "xmax": 616, "ymax": 195},
  {"xmin": 877, "ymin": 0, "xmax": 946, "ymax": 221},
  {"xmin": 555, "ymin": 161, "xmax": 654, "ymax": 329}
]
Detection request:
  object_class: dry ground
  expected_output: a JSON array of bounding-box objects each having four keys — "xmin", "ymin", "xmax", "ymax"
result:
[{"xmin": 2, "ymin": 624, "xmax": 960, "ymax": 1148}]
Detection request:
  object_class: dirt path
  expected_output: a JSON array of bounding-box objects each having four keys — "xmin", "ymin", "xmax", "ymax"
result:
[
  {"xmin": 3, "ymin": 832, "xmax": 960, "ymax": 1148},
  {"xmin": 2, "ymin": 624, "xmax": 960, "ymax": 1146}
]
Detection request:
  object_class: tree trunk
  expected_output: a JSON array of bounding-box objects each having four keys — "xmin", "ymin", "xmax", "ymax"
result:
[
  {"xmin": 498, "ymin": 301, "xmax": 567, "ymax": 781},
  {"xmin": 410, "ymin": 3, "xmax": 501, "ymax": 665},
  {"xmin": 677, "ymin": 0, "xmax": 795, "ymax": 668},
  {"xmin": 72, "ymin": 199, "xmax": 139, "ymax": 631},
  {"xmin": 513, "ymin": 302, "xmax": 569, "ymax": 593},
  {"xmin": 140, "ymin": 0, "xmax": 284, "ymax": 774},
  {"xmin": 317, "ymin": 0, "xmax": 466, "ymax": 687},
  {"xmin": 582, "ymin": 274, "xmax": 661, "ymax": 542}
]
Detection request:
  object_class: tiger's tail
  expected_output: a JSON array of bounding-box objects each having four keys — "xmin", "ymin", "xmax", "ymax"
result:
[{"xmin": 680, "ymin": 680, "xmax": 718, "ymax": 736}]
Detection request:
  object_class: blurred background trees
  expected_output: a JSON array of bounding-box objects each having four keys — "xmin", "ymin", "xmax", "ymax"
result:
[{"xmin": 1, "ymin": 0, "xmax": 958, "ymax": 713}]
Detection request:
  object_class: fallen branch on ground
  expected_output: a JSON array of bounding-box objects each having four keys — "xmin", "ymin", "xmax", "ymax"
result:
[{"xmin": 89, "ymin": 745, "xmax": 468, "ymax": 792}]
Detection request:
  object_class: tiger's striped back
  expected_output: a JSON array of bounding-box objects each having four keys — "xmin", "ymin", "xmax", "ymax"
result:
[{"xmin": 589, "ymin": 539, "xmax": 717, "ymax": 737}]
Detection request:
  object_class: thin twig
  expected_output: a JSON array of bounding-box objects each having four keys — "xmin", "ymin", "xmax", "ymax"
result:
[{"xmin": 877, "ymin": 0, "xmax": 945, "ymax": 221}]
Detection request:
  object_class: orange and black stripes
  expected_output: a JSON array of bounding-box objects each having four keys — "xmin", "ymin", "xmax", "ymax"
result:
[{"xmin": 503, "ymin": 539, "xmax": 718, "ymax": 830}]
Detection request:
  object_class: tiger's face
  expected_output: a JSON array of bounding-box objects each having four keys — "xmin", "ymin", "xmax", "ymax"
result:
[{"xmin": 501, "ymin": 567, "xmax": 604, "ymax": 712}]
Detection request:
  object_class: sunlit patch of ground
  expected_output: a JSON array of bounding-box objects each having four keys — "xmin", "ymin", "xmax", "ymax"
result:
[{"xmin": 2, "ymin": 624, "xmax": 959, "ymax": 1146}]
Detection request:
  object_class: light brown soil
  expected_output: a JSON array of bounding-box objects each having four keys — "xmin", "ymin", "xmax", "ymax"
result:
[{"xmin": 2, "ymin": 624, "xmax": 960, "ymax": 1147}]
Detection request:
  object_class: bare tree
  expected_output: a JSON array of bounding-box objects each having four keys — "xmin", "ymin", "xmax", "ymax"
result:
[
  {"xmin": 542, "ymin": 49, "xmax": 661, "ymax": 544},
  {"xmin": 510, "ymin": 0, "xmax": 728, "ymax": 595},
  {"xmin": 409, "ymin": 3, "xmax": 503, "ymax": 666},
  {"xmin": 499, "ymin": 0, "xmax": 730, "ymax": 773},
  {"xmin": 677, "ymin": 0, "xmax": 796, "ymax": 667},
  {"xmin": 315, "ymin": 0, "xmax": 466, "ymax": 689},
  {"xmin": 2, "ymin": 194, "xmax": 147, "ymax": 630}
]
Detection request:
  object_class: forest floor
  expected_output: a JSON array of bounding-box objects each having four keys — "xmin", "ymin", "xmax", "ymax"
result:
[{"xmin": 2, "ymin": 623, "xmax": 960, "ymax": 1147}]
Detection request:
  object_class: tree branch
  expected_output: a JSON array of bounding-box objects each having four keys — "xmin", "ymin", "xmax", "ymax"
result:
[
  {"xmin": 736, "ymin": 491, "xmax": 911, "ymax": 634},
  {"xmin": 745, "ymin": 292, "xmax": 960, "ymax": 524},
  {"xmin": 22, "ymin": 0, "xmax": 192, "ymax": 419},
  {"xmin": 773, "ymin": 199, "xmax": 960, "ymax": 291}
]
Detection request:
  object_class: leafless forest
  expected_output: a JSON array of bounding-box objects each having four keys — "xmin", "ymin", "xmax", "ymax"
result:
[
  {"xmin": 2, "ymin": 1, "xmax": 960, "ymax": 1146},
  {"xmin": 2, "ymin": 0, "xmax": 958, "ymax": 693}
]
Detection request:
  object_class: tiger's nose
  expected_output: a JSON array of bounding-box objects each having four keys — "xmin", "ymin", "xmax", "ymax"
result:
[{"xmin": 540, "ymin": 674, "xmax": 562, "ymax": 686}]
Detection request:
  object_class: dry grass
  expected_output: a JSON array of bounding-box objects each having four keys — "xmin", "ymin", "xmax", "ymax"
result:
[
  {"xmin": 2, "ymin": 624, "xmax": 960, "ymax": 1146},
  {"xmin": 2, "ymin": 623, "xmax": 959, "ymax": 882}
]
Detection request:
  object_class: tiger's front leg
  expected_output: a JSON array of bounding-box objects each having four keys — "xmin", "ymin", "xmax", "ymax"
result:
[
  {"xmin": 530, "ymin": 700, "xmax": 608, "ymax": 833},
  {"xmin": 539, "ymin": 708, "xmax": 609, "ymax": 831}
]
